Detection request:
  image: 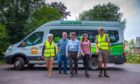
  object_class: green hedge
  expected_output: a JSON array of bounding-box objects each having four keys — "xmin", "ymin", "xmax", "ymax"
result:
[
  {"xmin": 0, "ymin": 59, "xmax": 5, "ymax": 64},
  {"xmin": 0, "ymin": 52, "xmax": 5, "ymax": 64},
  {"xmin": 0, "ymin": 52, "xmax": 4, "ymax": 60}
]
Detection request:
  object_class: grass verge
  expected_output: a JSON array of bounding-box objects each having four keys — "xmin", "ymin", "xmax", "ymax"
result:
[{"xmin": 126, "ymin": 55, "xmax": 140, "ymax": 64}]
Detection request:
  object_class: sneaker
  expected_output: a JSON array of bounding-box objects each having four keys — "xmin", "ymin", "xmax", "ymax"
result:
[
  {"xmin": 64, "ymin": 72, "xmax": 68, "ymax": 74},
  {"xmin": 98, "ymin": 68, "xmax": 103, "ymax": 77},
  {"xmin": 58, "ymin": 71, "xmax": 61, "ymax": 74},
  {"xmin": 75, "ymin": 71, "xmax": 78, "ymax": 74},
  {"xmin": 98, "ymin": 74, "xmax": 102, "ymax": 77},
  {"xmin": 48, "ymin": 74, "xmax": 52, "ymax": 78},
  {"xmin": 70, "ymin": 74, "xmax": 74, "ymax": 78},
  {"xmin": 104, "ymin": 73, "xmax": 110, "ymax": 77},
  {"xmin": 85, "ymin": 73, "xmax": 89, "ymax": 78},
  {"xmin": 98, "ymin": 72, "xmax": 103, "ymax": 77}
]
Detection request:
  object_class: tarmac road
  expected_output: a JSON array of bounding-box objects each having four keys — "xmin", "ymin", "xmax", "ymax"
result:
[{"xmin": 0, "ymin": 64, "xmax": 140, "ymax": 84}]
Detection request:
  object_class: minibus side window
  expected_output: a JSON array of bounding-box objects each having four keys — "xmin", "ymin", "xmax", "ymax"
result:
[
  {"xmin": 50, "ymin": 30, "xmax": 97, "ymax": 43},
  {"xmin": 76, "ymin": 30, "xmax": 98, "ymax": 43},
  {"xmin": 105, "ymin": 30, "xmax": 119, "ymax": 43},
  {"xmin": 50, "ymin": 29, "xmax": 119, "ymax": 43},
  {"xmin": 24, "ymin": 32, "xmax": 44, "ymax": 46},
  {"xmin": 50, "ymin": 30, "xmax": 62, "ymax": 43}
]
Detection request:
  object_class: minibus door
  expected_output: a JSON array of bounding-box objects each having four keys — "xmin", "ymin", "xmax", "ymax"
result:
[{"xmin": 21, "ymin": 32, "xmax": 44, "ymax": 59}]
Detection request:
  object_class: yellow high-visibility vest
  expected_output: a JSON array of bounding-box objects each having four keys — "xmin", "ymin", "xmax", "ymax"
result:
[
  {"xmin": 97, "ymin": 34, "xmax": 110, "ymax": 50},
  {"xmin": 44, "ymin": 40, "xmax": 55, "ymax": 57}
]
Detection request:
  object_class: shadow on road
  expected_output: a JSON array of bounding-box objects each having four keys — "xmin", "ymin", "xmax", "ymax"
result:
[{"xmin": 2, "ymin": 65, "xmax": 125, "ymax": 72}]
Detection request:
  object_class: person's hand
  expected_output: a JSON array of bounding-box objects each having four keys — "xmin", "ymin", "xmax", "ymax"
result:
[
  {"xmin": 66, "ymin": 55, "xmax": 68, "ymax": 58},
  {"xmin": 96, "ymin": 50, "xmax": 99, "ymax": 55},
  {"xmin": 54, "ymin": 56, "xmax": 57, "ymax": 60},
  {"xmin": 77, "ymin": 54, "xmax": 80, "ymax": 58},
  {"xmin": 66, "ymin": 54, "xmax": 68, "ymax": 58},
  {"xmin": 81, "ymin": 52, "xmax": 85, "ymax": 56},
  {"xmin": 108, "ymin": 50, "xmax": 111, "ymax": 55},
  {"xmin": 90, "ymin": 54, "xmax": 92, "ymax": 58},
  {"xmin": 42, "ymin": 56, "xmax": 45, "ymax": 60}
]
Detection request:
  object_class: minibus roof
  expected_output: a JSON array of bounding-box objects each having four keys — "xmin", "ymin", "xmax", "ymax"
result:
[{"xmin": 41, "ymin": 20, "xmax": 125, "ymax": 28}]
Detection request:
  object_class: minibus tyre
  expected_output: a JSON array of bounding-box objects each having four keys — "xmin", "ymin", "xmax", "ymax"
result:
[
  {"xmin": 89, "ymin": 57, "xmax": 99, "ymax": 70},
  {"xmin": 27, "ymin": 64, "xmax": 35, "ymax": 68},
  {"xmin": 14, "ymin": 57, "xmax": 25, "ymax": 70}
]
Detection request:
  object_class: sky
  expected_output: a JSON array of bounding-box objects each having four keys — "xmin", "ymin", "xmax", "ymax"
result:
[{"xmin": 46, "ymin": 0, "xmax": 140, "ymax": 41}]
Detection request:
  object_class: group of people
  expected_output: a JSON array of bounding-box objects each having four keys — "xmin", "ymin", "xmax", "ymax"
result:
[{"xmin": 42, "ymin": 27, "xmax": 110, "ymax": 78}]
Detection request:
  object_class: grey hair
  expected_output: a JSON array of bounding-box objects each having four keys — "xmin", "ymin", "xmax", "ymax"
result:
[
  {"xmin": 47, "ymin": 33, "xmax": 53, "ymax": 38},
  {"xmin": 98, "ymin": 27, "xmax": 104, "ymax": 30}
]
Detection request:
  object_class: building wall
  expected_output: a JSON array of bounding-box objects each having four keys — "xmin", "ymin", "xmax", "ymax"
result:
[{"xmin": 136, "ymin": 37, "xmax": 140, "ymax": 48}]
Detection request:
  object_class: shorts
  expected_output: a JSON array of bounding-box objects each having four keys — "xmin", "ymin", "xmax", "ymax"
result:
[
  {"xmin": 98, "ymin": 50, "xmax": 109, "ymax": 63},
  {"xmin": 45, "ymin": 57, "xmax": 54, "ymax": 61}
]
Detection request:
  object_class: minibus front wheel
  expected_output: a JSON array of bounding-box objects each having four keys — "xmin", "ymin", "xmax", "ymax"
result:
[{"xmin": 14, "ymin": 57, "xmax": 25, "ymax": 70}]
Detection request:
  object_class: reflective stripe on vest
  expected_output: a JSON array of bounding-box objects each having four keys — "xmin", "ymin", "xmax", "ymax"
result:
[
  {"xmin": 44, "ymin": 41, "xmax": 55, "ymax": 57},
  {"xmin": 97, "ymin": 34, "xmax": 109, "ymax": 50}
]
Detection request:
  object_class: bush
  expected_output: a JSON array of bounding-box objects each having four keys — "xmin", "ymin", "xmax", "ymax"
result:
[
  {"xmin": 0, "ymin": 60, "xmax": 5, "ymax": 64},
  {"xmin": 0, "ymin": 23, "xmax": 9, "ymax": 60},
  {"xmin": 126, "ymin": 54, "xmax": 140, "ymax": 64}
]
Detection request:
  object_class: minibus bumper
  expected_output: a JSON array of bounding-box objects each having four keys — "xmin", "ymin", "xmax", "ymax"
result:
[
  {"xmin": 109, "ymin": 55, "xmax": 126, "ymax": 64},
  {"xmin": 4, "ymin": 55, "xmax": 13, "ymax": 64}
]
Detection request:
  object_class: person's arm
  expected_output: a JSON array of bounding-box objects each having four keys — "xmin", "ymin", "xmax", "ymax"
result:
[
  {"xmin": 66, "ymin": 40, "xmax": 69, "ymax": 57},
  {"xmin": 80, "ymin": 42, "xmax": 84, "ymax": 56},
  {"xmin": 77, "ymin": 40, "xmax": 81, "ymax": 57},
  {"xmin": 96, "ymin": 43, "xmax": 99, "ymax": 52},
  {"xmin": 95, "ymin": 35, "xmax": 99, "ymax": 54},
  {"xmin": 42, "ymin": 44, "xmax": 45, "ymax": 59},
  {"xmin": 89, "ymin": 41, "xmax": 92, "ymax": 57},
  {"xmin": 107, "ymin": 35, "xmax": 111, "ymax": 54}
]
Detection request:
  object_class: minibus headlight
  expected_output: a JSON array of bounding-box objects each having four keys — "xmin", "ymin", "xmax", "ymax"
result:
[{"xmin": 8, "ymin": 46, "xmax": 13, "ymax": 50}]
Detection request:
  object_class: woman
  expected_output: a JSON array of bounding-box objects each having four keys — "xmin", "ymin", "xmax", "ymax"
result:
[
  {"xmin": 42, "ymin": 34, "xmax": 56, "ymax": 78},
  {"xmin": 80, "ymin": 33, "xmax": 92, "ymax": 78}
]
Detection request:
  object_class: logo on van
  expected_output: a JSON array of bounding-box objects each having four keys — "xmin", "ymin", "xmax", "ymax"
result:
[
  {"xmin": 60, "ymin": 21, "xmax": 82, "ymax": 24},
  {"xmin": 31, "ymin": 47, "xmax": 38, "ymax": 55}
]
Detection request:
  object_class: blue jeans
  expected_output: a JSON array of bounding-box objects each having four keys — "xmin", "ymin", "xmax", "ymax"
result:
[{"xmin": 58, "ymin": 54, "xmax": 68, "ymax": 74}]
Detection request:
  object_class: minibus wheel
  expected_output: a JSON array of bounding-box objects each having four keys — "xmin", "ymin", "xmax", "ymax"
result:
[
  {"xmin": 14, "ymin": 57, "xmax": 25, "ymax": 70},
  {"xmin": 89, "ymin": 57, "xmax": 99, "ymax": 70}
]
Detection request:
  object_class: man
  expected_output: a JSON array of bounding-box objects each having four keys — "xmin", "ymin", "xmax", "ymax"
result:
[
  {"xmin": 96, "ymin": 27, "xmax": 110, "ymax": 77},
  {"xmin": 66, "ymin": 32, "xmax": 80, "ymax": 77},
  {"xmin": 57, "ymin": 32, "xmax": 68, "ymax": 74}
]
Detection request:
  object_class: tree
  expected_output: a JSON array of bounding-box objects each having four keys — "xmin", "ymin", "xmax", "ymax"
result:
[
  {"xmin": 78, "ymin": 2, "xmax": 123, "ymax": 21},
  {"xmin": 0, "ymin": 0, "xmax": 45, "ymax": 44},
  {"xmin": 49, "ymin": 2, "xmax": 70, "ymax": 19},
  {"xmin": 26, "ymin": 6, "xmax": 63, "ymax": 33},
  {"xmin": 0, "ymin": 0, "xmax": 70, "ymax": 45},
  {"xmin": 0, "ymin": 23, "xmax": 9, "ymax": 57},
  {"xmin": 26, "ymin": 2, "xmax": 71, "ymax": 33},
  {"xmin": 128, "ymin": 39, "xmax": 136, "ymax": 55},
  {"xmin": 129, "ymin": 39, "xmax": 135, "ymax": 49}
]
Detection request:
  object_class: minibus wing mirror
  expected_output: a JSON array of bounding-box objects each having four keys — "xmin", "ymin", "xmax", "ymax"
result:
[{"xmin": 18, "ymin": 42, "xmax": 26, "ymax": 47}]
